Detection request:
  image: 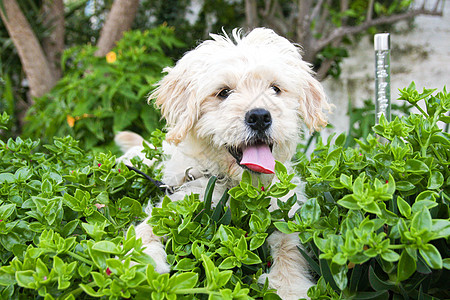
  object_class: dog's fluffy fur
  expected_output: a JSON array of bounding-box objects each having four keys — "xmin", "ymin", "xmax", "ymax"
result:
[{"xmin": 116, "ymin": 28, "xmax": 330, "ymax": 299}]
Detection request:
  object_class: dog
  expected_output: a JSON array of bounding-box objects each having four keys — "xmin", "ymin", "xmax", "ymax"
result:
[{"xmin": 115, "ymin": 28, "xmax": 330, "ymax": 299}]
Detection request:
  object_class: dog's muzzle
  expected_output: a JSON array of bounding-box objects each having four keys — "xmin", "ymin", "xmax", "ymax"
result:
[{"xmin": 227, "ymin": 108, "xmax": 276, "ymax": 174}]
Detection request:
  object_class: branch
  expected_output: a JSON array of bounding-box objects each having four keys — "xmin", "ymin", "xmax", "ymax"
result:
[
  {"xmin": 310, "ymin": 0, "xmax": 324, "ymax": 21},
  {"xmin": 316, "ymin": 0, "xmax": 332, "ymax": 35},
  {"xmin": 314, "ymin": 6, "xmax": 443, "ymax": 54},
  {"xmin": 262, "ymin": 0, "xmax": 290, "ymax": 36},
  {"xmin": 315, "ymin": 58, "xmax": 335, "ymax": 82},
  {"xmin": 262, "ymin": 0, "xmax": 272, "ymax": 18},
  {"xmin": 366, "ymin": 0, "xmax": 374, "ymax": 21}
]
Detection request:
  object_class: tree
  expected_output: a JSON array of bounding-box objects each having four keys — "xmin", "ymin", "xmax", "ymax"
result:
[
  {"xmin": 0, "ymin": 0, "xmax": 140, "ymax": 126},
  {"xmin": 244, "ymin": 0, "xmax": 444, "ymax": 80}
]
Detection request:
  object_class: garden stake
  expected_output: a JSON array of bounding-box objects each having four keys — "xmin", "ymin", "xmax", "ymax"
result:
[{"xmin": 374, "ymin": 33, "xmax": 391, "ymax": 124}]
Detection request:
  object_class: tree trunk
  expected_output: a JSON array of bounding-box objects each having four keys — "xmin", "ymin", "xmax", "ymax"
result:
[
  {"xmin": 0, "ymin": 0, "xmax": 56, "ymax": 99},
  {"xmin": 95, "ymin": 0, "xmax": 140, "ymax": 57},
  {"xmin": 42, "ymin": 0, "xmax": 65, "ymax": 80},
  {"xmin": 245, "ymin": 0, "xmax": 258, "ymax": 30}
]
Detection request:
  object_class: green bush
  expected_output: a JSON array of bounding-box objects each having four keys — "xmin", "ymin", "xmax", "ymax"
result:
[
  {"xmin": 0, "ymin": 83, "xmax": 448, "ymax": 299},
  {"xmin": 291, "ymin": 83, "xmax": 449, "ymax": 299},
  {"xmin": 23, "ymin": 25, "xmax": 183, "ymax": 151}
]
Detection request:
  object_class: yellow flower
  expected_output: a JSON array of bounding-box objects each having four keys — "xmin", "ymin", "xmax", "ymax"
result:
[
  {"xmin": 106, "ymin": 51, "xmax": 117, "ymax": 63},
  {"xmin": 67, "ymin": 115, "xmax": 75, "ymax": 128}
]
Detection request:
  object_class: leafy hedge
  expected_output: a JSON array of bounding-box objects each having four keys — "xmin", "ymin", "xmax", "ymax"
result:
[{"xmin": 0, "ymin": 83, "xmax": 449, "ymax": 299}]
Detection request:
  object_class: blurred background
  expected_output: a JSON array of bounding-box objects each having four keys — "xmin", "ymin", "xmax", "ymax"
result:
[{"xmin": 0, "ymin": 0, "xmax": 448, "ymax": 151}]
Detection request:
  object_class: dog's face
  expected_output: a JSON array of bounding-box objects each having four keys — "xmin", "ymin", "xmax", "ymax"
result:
[{"xmin": 151, "ymin": 28, "xmax": 329, "ymax": 179}]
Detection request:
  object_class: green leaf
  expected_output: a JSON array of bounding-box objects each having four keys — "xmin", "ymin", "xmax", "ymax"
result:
[
  {"xmin": 364, "ymin": 202, "xmax": 381, "ymax": 215},
  {"xmin": 411, "ymin": 208, "xmax": 432, "ymax": 232},
  {"xmin": 15, "ymin": 271, "xmax": 35, "ymax": 288},
  {"xmin": 242, "ymin": 251, "xmax": 262, "ymax": 265},
  {"xmin": 368, "ymin": 266, "xmax": 395, "ymax": 291},
  {"xmin": 412, "ymin": 200, "xmax": 438, "ymax": 215},
  {"xmin": 427, "ymin": 171, "xmax": 444, "ymax": 189},
  {"xmin": 318, "ymin": 259, "xmax": 339, "ymax": 291},
  {"xmin": 340, "ymin": 174, "xmax": 353, "ymax": 189},
  {"xmin": 169, "ymin": 272, "xmax": 198, "ymax": 291},
  {"xmin": 274, "ymin": 161, "xmax": 287, "ymax": 176},
  {"xmin": 92, "ymin": 241, "xmax": 121, "ymax": 254},
  {"xmin": 41, "ymin": 179, "xmax": 53, "ymax": 194},
  {"xmin": 203, "ymin": 176, "xmax": 217, "ymax": 217},
  {"xmin": 405, "ymin": 159, "xmax": 429, "ymax": 174},
  {"xmin": 337, "ymin": 195, "xmax": 360, "ymax": 210},
  {"xmin": 237, "ymin": 236, "xmax": 248, "ymax": 253},
  {"xmin": 174, "ymin": 258, "xmax": 197, "ymax": 271},
  {"xmin": 91, "ymin": 272, "xmax": 106, "ymax": 288},
  {"xmin": 431, "ymin": 219, "xmax": 450, "ymax": 239},
  {"xmin": 109, "ymin": 175, "xmax": 127, "ymax": 189},
  {"xmin": 381, "ymin": 250, "xmax": 400, "ymax": 262},
  {"xmin": 415, "ymin": 191, "xmax": 439, "ymax": 202},
  {"xmin": 396, "ymin": 197, "xmax": 411, "ymax": 218},
  {"xmin": 396, "ymin": 181, "xmax": 415, "ymax": 191},
  {"xmin": 0, "ymin": 269, "xmax": 16, "ymax": 286},
  {"xmin": 332, "ymin": 253, "xmax": 347, "ymax": 265},
  {"xmin": 273, "ymin": 222, "xmax": 292, "ymax": 234},
  {"xmin": 300, "ymin": 198, "xmax": 321, "ymax": 224},
  {"xmin": 249, "ymin": 233, "xmax": 267, "ymax": 250},
  {"xmin": 443, "ymin": 258, "xmax": 450, "ymax": 270},
  {"xmin": 397, "ymin": 250, "xmax": 416, "ymax": 282},
  {"xmin": 218, "ymin": 257, "xmax": 238, "ymax": 269},
  {"xmin": 211, "ymin": 190, "xmax": 229, "ymax": 222},
  {"xmin": 79, "ymin": 283, "xmax": 104, "ymax": 297},
  {"xmin": 419, "ymin": 244, "xmax": 442, "ymax": 269},
  {"xmin": 0, "ymin": 204, "xmax": 15, "ymax": 220},
  {"xmin": 0, "ymin": 173, "xmax": 15, "ymax": 184},
  {"xmin": 249, "ymin": 214, "xmax": 263, "ymax": 233},
  {"xmin": 53, "ymin": 256, "xmax": 65, "ymax": 274}
]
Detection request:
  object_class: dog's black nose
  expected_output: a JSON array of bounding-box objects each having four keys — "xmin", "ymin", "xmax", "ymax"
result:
[{"xmin": 245, "ymin": 108, "xmax": 272, "ymax": 132}]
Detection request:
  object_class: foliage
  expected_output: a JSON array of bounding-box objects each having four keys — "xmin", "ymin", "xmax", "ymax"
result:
[
  {"xmin": 345, "ymin": 98, "xmax": 413, "ymax": 147},
  {"xmin": 291, "ymin": 83, "xmax": 449, "ymax": 299},
  {"xmin": 0, "ymin": 83, "xmax": 448, "ymax": 299},
  {"xmin": 0, "ymin": 114, "xmax": 295, "ymax": 298},
  {"xmin": 23, "ymin": 26, "xmax": 182, "ymax": 150}
]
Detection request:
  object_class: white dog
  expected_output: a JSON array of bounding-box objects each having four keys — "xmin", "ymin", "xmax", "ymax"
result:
[{"xmin": 115, "ymin": 28, "xmax": 330, "ymax": 299}]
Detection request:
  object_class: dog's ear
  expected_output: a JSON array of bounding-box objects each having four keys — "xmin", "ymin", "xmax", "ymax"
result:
[
  {"xmin": 298, "ymin": 73, "xmax": 330, "ymax": 133},
  {"xmin": 150, "ymin": 66, "xmax": 198, "ymax": 144}
]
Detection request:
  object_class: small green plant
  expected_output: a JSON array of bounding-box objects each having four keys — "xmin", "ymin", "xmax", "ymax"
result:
[
  {"xmin": 345, "ymin": 98, "xmax": 413, "ymax": 147},
  {"xmin": 23, "ymin": 25, "xmax": 183, "ymax": 150}
]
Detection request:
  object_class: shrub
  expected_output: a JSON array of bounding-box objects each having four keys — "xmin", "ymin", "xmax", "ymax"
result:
[
  {"xmin": 291, "ymin": 83, "xmax": 449, "ymax": 299},
  {"xmin": 0, "ymin": 83, "xmax": 448, "ymax": 299},
  {"xmin": 23, "ymin": 25, "xmax": 183, "ymax": 151}
]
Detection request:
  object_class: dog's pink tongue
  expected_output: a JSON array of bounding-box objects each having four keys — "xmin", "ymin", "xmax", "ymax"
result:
[{"xmin": 240, "ymin": 144, "xmax": 275, "ymax": 174}]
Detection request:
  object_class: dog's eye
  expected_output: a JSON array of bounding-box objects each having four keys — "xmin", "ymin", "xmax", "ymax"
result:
[
  {"xmin": 271, "ymin": 85, "xmax": 281, "ymax": 95},
  {"xmin": 217, "ymin": 88, "xmax": 232, "ymax": 99}
]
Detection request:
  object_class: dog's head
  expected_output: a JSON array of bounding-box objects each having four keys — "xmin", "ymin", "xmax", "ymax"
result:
[{"xmin": 151, "ymin": 28, "xmax": 329, "ymax": 178}]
